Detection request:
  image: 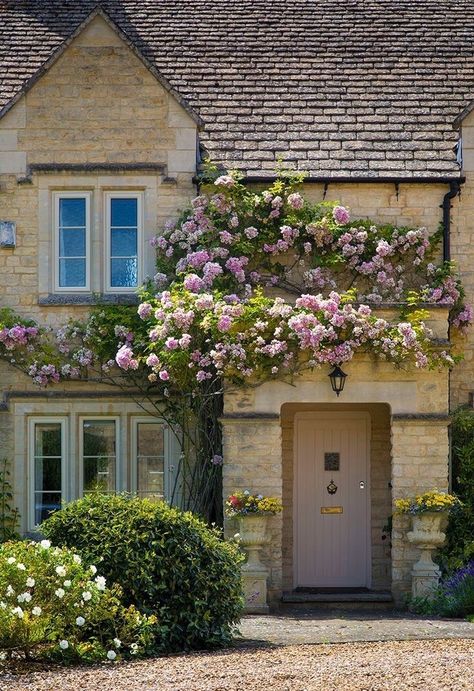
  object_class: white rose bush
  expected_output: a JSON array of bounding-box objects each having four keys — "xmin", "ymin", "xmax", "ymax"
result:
[{"xmin": 0, "ymin": 540, "xmax": 156, "ymax": 662}]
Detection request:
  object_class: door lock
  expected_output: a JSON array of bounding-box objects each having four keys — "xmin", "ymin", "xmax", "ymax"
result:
[{"xmin": 359, "ymin": 481, "xmax": 365, "ymax": 489}]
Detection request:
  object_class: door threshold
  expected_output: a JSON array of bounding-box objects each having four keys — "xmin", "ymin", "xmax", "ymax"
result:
[{"xmin": 282, "ymin": 589, "xmax": 393, "ymax": 603}]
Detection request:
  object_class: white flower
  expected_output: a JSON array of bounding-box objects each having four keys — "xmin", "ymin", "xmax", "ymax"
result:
[
  {"xmin": 26, "ymin": 577, "xmax": 35, "ymax": 588},
  {"xmin": 39, "ymin": 539, "xmax": 51, "ymax": 549},
  {"xmin": 59, "ymin": 640, "xmax": 69, "ymax": 650},
  {"xmin": 0, "ymin": 651, "xmax": 6, "ymax": 660},
  {"xmin": 12, "ymin": 606, "xmax": 24, "ymax": 619},
  {"xmin": 82, "ymin": 591, "xmax": 92, "ymax": 601},
  {"xmin": 75, "ymin": 616, "xmax": 85, "ymax": 627},
  {"xmin": 63, "ymin": 580, "xmax": 72, "ymax": 588},
  {"xmin": 113, "ymin": 638, "xmax": 121, "ymax": 648},
  {"xmin": 6, "ymin": 557, "xmax": 15, "ymax": 565},
  {"xmin": 106, "ymin": 650, "xmax": 117, "ymax": 660},
  {"xmin": 89, "ymin": 565, "xmax": 97, "ymax": 575},
  {"xmin": 73, "ymin": 554, "xmax": 82, "ymax": 564},
  {"xmin": 130, "ymin": 643, "xmax": 139, "ymax": 654},
  {"xmin": 55, "ymin": 565, "xmax": 66, "ymax": 577},
  {"xmin": 0, "ymin": 601, "xmax": 6, "ymax": 609},
  {"xmin": 55, "ymin": 588, "xmax": 65, "ymax": 599},
  {"xmin": 17, "ymin": 592, "xmax": 31, "ymax": 603},
  {"xmin": 6, "ymin": 585, "xmax": 14, "ymax": 597},
  {"xmin": 16, "ymin": 563, "xmax": 26, "ymax": 571},
  {"xmin": 32, "ymin": 606, "xmax": 42, "ymax": 616},
  {"xmin": 95, "ymin": 576, "xmax": 106, "ymax": 591}
]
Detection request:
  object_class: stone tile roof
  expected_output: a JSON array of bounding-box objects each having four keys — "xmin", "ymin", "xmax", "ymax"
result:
[{"xmin": 0, "ymin": 0, "xmax": 473, "ymax": 179}]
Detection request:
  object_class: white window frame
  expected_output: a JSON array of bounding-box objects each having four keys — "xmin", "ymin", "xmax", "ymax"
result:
[
  {"xmin": 53, "ymin": 191, "xmax": 91, "ymax": 293},
  {"xmin": 28, "ymin": 417, "xmax": 68, "ymax": 531},
  {"xmin": 104, "ymin": 192, "xmax": 143, "ymax": 293},
  {"xmin": 78, "ymin": 416, "xmax": 121, "ymax": 496},
  {"xmin": 130, "ymin": 417, "xmax": 172, "ymax": 500}
]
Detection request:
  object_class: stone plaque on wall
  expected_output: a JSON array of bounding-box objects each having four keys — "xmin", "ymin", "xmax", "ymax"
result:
[{"xmin": 0, "ymin": 221, "xmax": 16, "ymax": 248}]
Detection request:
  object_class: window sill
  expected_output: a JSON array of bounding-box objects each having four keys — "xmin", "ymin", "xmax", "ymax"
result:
[{"xmin": 38, "ymin": 293, "xmax": 139, "ymax": 306}]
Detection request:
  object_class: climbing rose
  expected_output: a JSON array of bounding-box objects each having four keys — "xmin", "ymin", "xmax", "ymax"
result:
[{"xmin": 333, "ymin": 205, "xmax": 350, "ymax": 224}]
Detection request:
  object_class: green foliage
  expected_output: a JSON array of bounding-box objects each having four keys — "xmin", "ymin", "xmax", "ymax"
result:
[
  {"xmin": 0, "ymin": 540, "xmax": 156, "ymax": 662},
  {"xmin": 0, "ymin": 459, "xmax": 19, "ymax": 543},
  {"xmin": 409, "ymin": 562, "xmax": 474, "ymax": 619},
  {"xmin": 41, "ymin": 494, "xmax": 244, "ymax": 652},
  {"xmin": 438, "ymin": 407, "xmax": 474, "ymax": 572}
]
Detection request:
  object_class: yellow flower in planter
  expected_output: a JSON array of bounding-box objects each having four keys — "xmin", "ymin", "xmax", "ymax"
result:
[{"xmin": 395, "ymin": 490, "xmax": 461, "ymax": 515}]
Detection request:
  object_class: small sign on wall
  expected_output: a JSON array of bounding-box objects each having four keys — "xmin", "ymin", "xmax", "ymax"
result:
[{"xmin": 0, "ymin": 221, "xmax": 16, "ymax": 248}]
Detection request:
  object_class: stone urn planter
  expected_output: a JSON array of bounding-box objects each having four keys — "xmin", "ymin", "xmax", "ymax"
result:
[
  {"xmin": 407, "ymin": 512, "xmax": 447, "ymax": 598},
  {"xmin": 226, "ymin": 491, "xmax": 282, "ymax": 614},
  {"xmin": 238, "ymin": 514, "xmax": 268, "ymax": 569},
  {"xmin": 238, "ymin": 514, "xmax": 270, "ymax": 614}
]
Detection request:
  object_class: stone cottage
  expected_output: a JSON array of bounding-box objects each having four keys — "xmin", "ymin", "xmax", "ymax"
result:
[{"xmin": 1, "ymin": 1, "xmax": 474, "ymax": 607}]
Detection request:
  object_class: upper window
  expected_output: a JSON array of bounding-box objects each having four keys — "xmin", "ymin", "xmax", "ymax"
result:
[
  {"xmin": 54, "ymin": 192, "xmax": 90, "ymax": 291},
  {"xmin": 105, "ymin": 193, "xmax": 142, "ymax": 291}
]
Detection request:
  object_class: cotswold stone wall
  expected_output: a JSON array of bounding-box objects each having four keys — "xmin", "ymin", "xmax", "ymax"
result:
[
  {"xmin": 0, "ymin": 14, "xmax": 197, "ymax": 524},
  {"xmin": 0, "ymin": 15, "xmax": 197, "ymax": 176},
  {"xmin": 390, "ymin": 418, "xmax": 449, "ymax": 600}
]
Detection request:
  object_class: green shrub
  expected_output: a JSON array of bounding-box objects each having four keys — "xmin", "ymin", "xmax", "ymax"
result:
[
  {"xmin": 409, "ymin": 560, "xmax": 474, "ymax": 619},
  {"xmin": 41, "ymin": 494, "xmax": 244, "ymax": 652},
  {"xmin": 0, "ymin": 540, "xmax": 156, "ymax": 662},
  {"xmin": 0, "ymin": 459, "xmax": 19, "ymax": 542},
  {"xmin": 438, "ymin": 407, "xmax": 474, "ymax": 572}
]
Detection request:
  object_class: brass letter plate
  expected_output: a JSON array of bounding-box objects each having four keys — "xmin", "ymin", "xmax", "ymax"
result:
[{"xmin": 321, "ymin": 506, "xmax": 343, "ymax": 514}]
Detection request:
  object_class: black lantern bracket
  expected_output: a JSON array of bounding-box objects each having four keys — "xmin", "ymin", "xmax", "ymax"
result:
[{"xmin": 328, "ymin": 365, "xmax": 347, "ymax": 397}]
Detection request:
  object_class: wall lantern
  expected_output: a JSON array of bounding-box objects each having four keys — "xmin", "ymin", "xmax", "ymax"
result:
[{"xmin": 328, "ymin": 365, "xmax": 347, "ymax": 397}]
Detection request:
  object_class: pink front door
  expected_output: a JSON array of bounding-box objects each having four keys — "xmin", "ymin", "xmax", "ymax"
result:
[{"xmin": 294, "ymin": 412, "xmax": 370, "ymax": 588}]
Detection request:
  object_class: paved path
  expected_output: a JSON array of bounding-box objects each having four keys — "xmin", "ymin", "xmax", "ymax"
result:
[{"xmin": 238, "ymin": 609, "xmax": 474, "ymax": 645}]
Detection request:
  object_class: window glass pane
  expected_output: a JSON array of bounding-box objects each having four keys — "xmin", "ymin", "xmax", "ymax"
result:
[
  {"xmin": 33, "ymin": 422, "xmax": 62, "ymax": 526},
  {"xmin": 60, "ymin": 228, "xmax": 86, "ymax": 257},
  {"xmin": 59, "ymin": 258, "xmax": 86, "ymax": 287},
  {"xmin": 111, "ymin": 228, "xmax": 137, "ymax": 257},
  {"xmin": 111, "ymin": 198, "xmax": 137, "ymax": 227},
  {"xmin": 35, "ymin": 492, "xmax": 61, "ymax": 525},
  {"xmin": 35, "ymin": 457, "xmax": 61, "ymax": 491},
  {"xmin": 137, "ymin": 423, "xmax": 165, "ymax": 500},
  {"xmin": 137, "ymin": 423, "xmax": 164, "ymax": 456},
  {"xmin": 111, "ymin": 257, "xmax": 138, "ymax": 288},
  {"xmin": 59, "ymin": 198, "xmax": 86, "ymax": 227},
  {"xmin": 35, "ymin": 423, "xmax": 62, "ymax": 457},
  {"xmin": 83, "ymin": 420, "xmax": 116, "ymax": 494}
]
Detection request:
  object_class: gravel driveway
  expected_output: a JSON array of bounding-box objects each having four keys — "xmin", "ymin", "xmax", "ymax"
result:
[{"xmin": 1, "ymin": 639, "xmax": 473, "ymax": 691}]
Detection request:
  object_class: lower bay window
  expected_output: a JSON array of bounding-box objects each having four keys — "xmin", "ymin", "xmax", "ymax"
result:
[
  {"xmin": 27, "ymin": 414, "xmax": 176, "ymax": 530},
  {"xmin": 29, "ymin": 418, "xmax": 67, "ymax": 528}
]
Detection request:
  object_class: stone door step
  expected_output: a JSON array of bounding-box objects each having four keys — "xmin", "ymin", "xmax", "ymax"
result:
[{"xmin": 280, "ymin": 590, "xmax": 393, "ymax": 610}]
